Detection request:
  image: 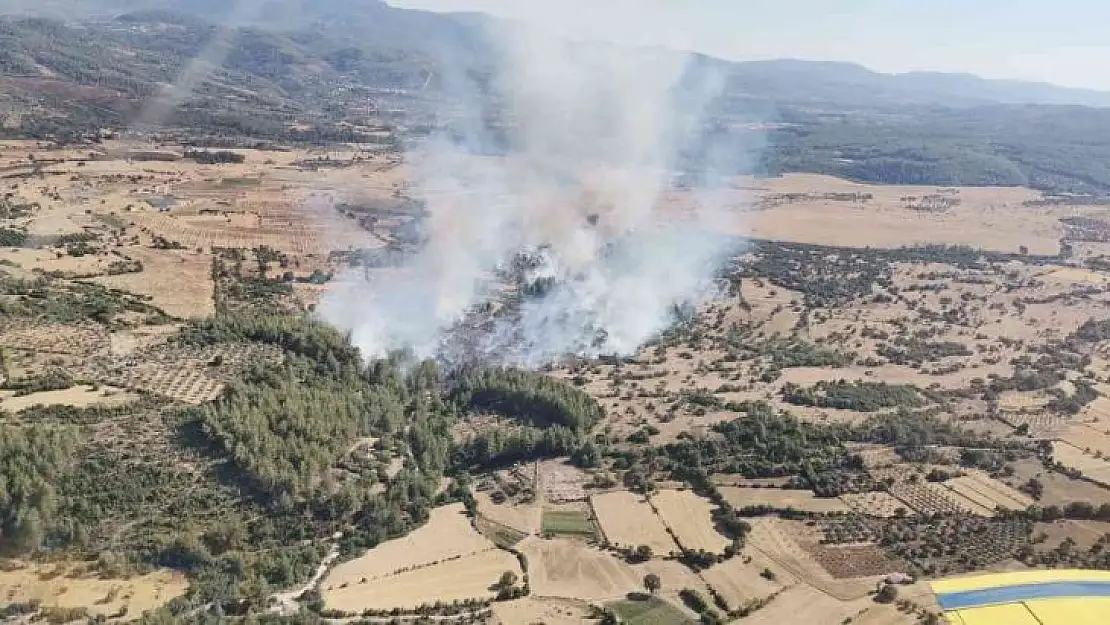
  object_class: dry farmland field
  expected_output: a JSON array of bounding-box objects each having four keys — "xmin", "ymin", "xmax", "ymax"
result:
[
  {"xmin": 1053, "ymin": 442, "xmax": 1110, "ymax": 486},
  {"xmin": 323, "ymin": 549, "xmax": 520, "ymax": 613},
  {"xmin": 700, "ymin": 551, "xmax": 796, "ymax": 610},
  {"xmin": 591, "ymin": 490, "xmax": 678, "ymax": 553},
  {"xmin": 719, "ymin": 487, "xmax": 850, "ymax": 513},
  {"xmin": 323, "ymin": 504, "xmax": 497, "ymax": 587},
  {"xmin": 521, "ymin": 537, "xmax": 644, "ymax": 602},
  {"xmin": 651, "ymin": 489, "xmax": 730, "ymax": 553}
]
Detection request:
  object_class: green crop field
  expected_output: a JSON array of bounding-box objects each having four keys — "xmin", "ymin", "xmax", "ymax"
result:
[{"xmin": 541, "ymin": 509, "xmax": 597, "ymax": 538}]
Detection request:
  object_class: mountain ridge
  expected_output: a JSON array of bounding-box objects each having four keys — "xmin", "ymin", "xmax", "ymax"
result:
[{"xmin": 0, "ymin": 0, "xmax": 1107, "ymax": 108}]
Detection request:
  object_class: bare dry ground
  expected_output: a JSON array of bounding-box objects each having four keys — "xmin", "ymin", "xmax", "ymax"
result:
[
  {"xmin": 746, "ymin": 519, "xmax": 885, "ymax": 601},
  {"xmin": 0, "ymin": 562, "xmax": 187, "ymax": 619},
  {"xmin": 1059, "ymin": 423, "xmax": 1110, "ymax": 458},
  {"xmin": 591, "ymin": 490, "xmax": 678, "ymax": 553},
  {"xmin": 737, "ymin": 583, "xmax": 873, "ymax": 625},
  {"xmin": 1002, "ymin": 458, "xmax": 1110, "ymax": 507}
]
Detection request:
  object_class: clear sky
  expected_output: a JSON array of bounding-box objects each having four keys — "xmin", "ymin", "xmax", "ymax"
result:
[{"xmin": 389, "ymin": 0, "xmax": 1110, "ymax": 91}]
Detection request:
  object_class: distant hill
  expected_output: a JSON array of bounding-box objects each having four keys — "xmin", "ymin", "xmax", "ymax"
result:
[
  {"xmin": 1, "ymin": 1, "xmax": 1110, "ymax": 195},
  {"xmin": 1, "ymin": 0, "xmax": 1109, "ymax": 109},
  {"xmin": 685, "ymin": 57, "xmax": 1110, "ymax": 109}
]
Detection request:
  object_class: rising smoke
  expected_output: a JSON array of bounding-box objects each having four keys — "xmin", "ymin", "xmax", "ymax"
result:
[{"xmin": 321, "ymin": 22, "xmax": 748, "ymax": 366}]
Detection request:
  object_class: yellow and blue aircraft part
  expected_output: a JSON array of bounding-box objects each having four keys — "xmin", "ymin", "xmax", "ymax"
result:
[{"xmin": 930, "ymin": 570, "xmax": 1110, "ymax": 624}]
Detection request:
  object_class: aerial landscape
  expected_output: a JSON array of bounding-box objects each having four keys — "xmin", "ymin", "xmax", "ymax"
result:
[{"xmin": 3, "ymin": 2, "xmax": 1110, "ymax": 625}]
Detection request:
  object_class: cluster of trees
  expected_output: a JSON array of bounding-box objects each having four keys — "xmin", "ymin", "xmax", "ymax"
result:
[
  {"xmin": 769, "ymin": 342, "xmax": 855, "ymax": 369},
  {"xmin": 451, "ymin": 367, "xmax": 603, "ymax": 431},
  {"xmin": 201, "ymin": 366, "xmax": 382, "ymax": 501},
  {"xmin": 659, "ymin": 401, "xmax": 850, "ymax": 479},
  {"xmin": 451, "ymin": 367, "xmax": 604, "ymax": 468},
  {"xmin": 456, "ymin": 424, "xmax": 581, "ymax": 468},
  {"xmin": 0, "ymin": 274, "xmax": 169, "ymax": 326},
  {"xmin": 184, "ymin": 149, "xmax": 246, "ymax": 164},
  {"xmin": 0, "ymin": 228, "xmax": 27, "ymax": 247},
  {"xmin": 737, "ymin": 242, "xmax": 894, "ymax": 307},
  {"xmin": 1, "ymin": 367, "xmax": 74, "ymax": 396},
  {"xmin": 781, "ymin": 380, "xmax": 924, "ymax": 412},
  {"xmin": 877, "ymin": 339, "xmax": 972, "ymax": 365},
  {"xmin": 0, "ymin": 425, "xmax": 78, "ymax": 554}
]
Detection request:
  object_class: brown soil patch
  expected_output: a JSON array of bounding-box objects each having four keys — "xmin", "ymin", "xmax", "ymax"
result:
[
  {"xmin": 738, "ymin": 582, "xmax": 873, "ymax": 625},
  {"xmin": 739, "ymin": 174, "xmax": 1056, "ymax": 255},
  {"xmin": 1059, "ymin": 423, "xmax": 1110, "ymax": 458}
]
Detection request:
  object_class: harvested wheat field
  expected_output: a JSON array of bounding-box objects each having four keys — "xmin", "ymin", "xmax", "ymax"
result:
[
  {"xmin": 738, "ymin": 582, "xmax": 873, "ymax": 625},
  {"xmin": 322, "ymin": 549, "xmax": 519, "ymax": 612},
  {"xmin": 93, "ymin": 247, "xmax": 214, "ymax": 318},
  {"xmin": 701, "ymin": 552, "xmax": 795, "ymax": 610},
  {"xmin": 520, "ymin": 537, "xmax": 642, "ymax": 602},
  {"xmin": 1053, "ymin": 442, "xmax": 1110, "ymax": 486},
  {"xmin": 651, "ymin": 489, "xmax": 729, "ymax": 553},
  {"xmin": 0, "ymin": 385, "xmax": 137, "ymax": 413},
  {"xmin": 1059, "ymin": 423, "xmax": 1110, "ymax": 458},
  {"xmin": 592, "ymin": 490, "xmax": 678, "ymax": 553},
  {"xmin": 0, "ymin": 563, "xmax": 187, "ymax": 619},
  {"xmin": 719, "ymin": 487, "xmax": 850, "ymax": 514},
  {"xmin": 323, "ymin": 504, "xmax": 496, "ymax": 586}
]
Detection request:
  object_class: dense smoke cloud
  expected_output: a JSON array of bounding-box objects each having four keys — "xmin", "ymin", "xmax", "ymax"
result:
[{"xmin": 321, "ymin": 23, "xmax": 746, "ymax": 365}]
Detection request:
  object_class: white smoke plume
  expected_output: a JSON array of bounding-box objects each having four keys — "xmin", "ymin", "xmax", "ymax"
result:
[{"xmin": 321, "ymin": 22, "xmax": 748, "ymax": 366}]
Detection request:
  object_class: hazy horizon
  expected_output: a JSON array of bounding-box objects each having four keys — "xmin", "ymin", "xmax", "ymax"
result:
[{"xmin": 390, "ymin": 0, "xmax": 1110, "ymax": 92}]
